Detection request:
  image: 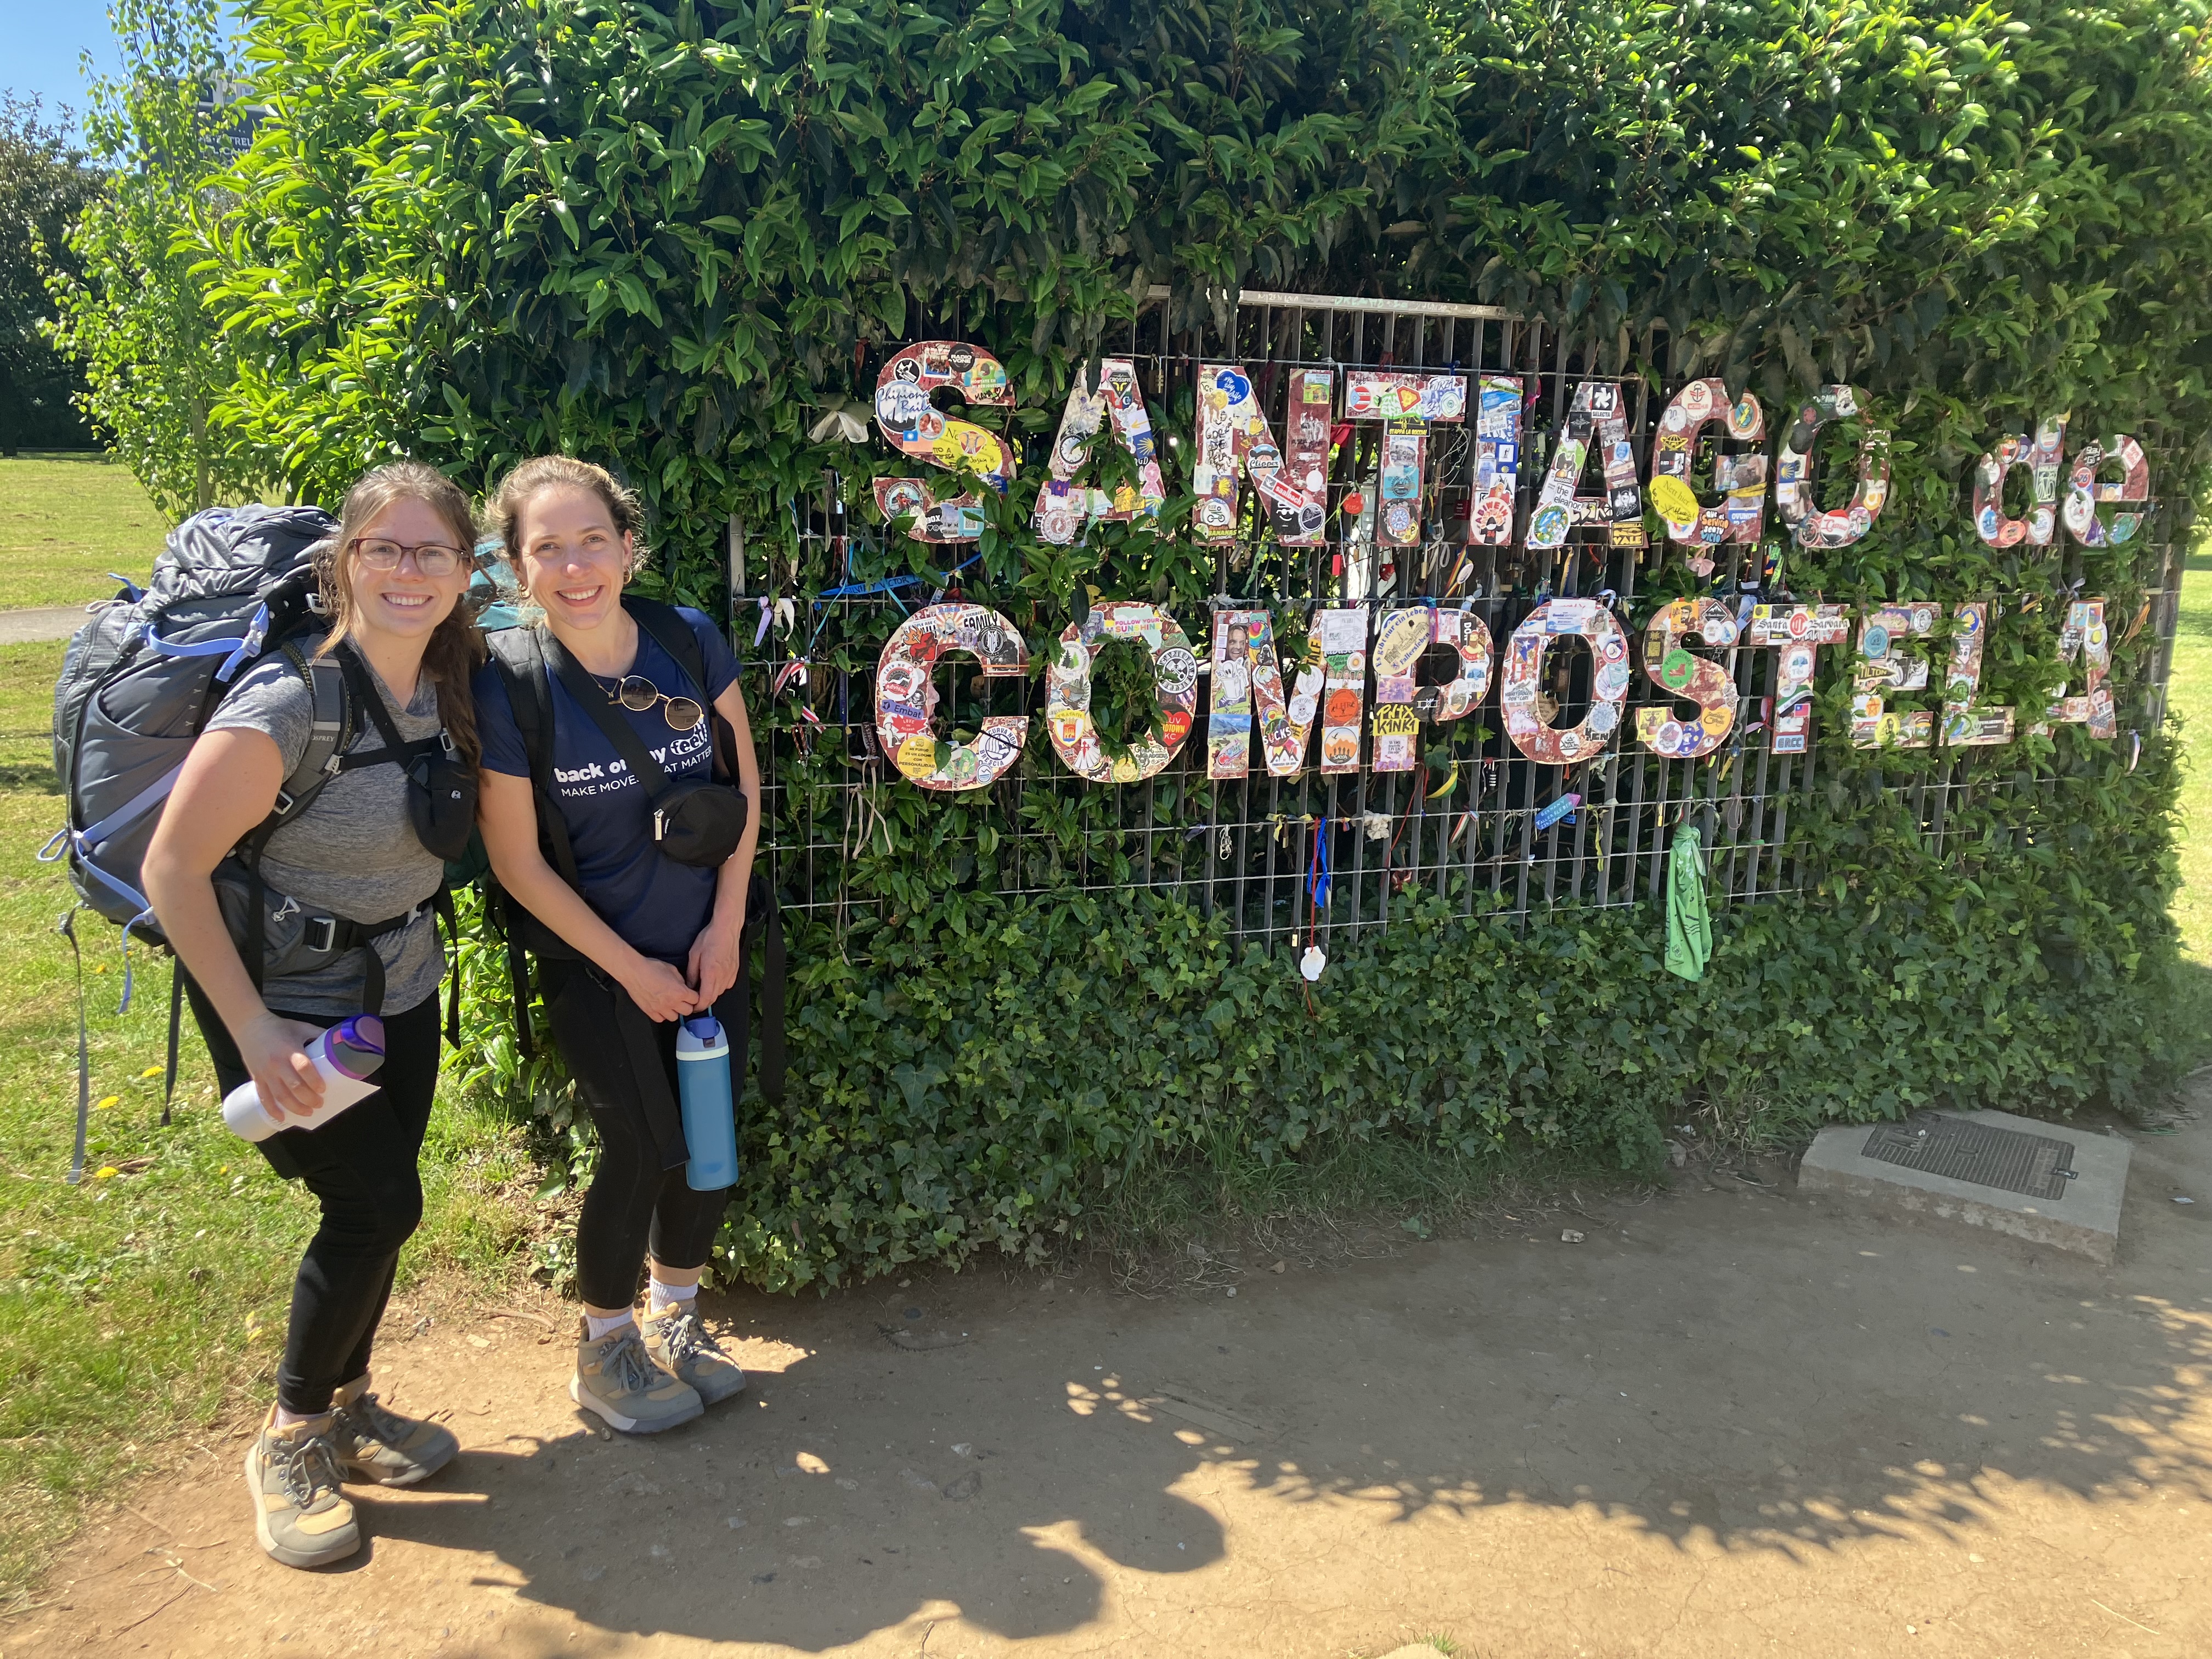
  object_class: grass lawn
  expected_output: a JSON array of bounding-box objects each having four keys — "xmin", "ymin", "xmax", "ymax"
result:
[
  {"xmin": 2169, "ymin": 543, "xmax": 2212, "ymax": 1065},
  {"xmin": 0, "ymin": 454, "xmax": 169, "ymax": 611},
  {"xmin": 0, "ymin": 635, "xmax": 546, "ymax": 1601}
]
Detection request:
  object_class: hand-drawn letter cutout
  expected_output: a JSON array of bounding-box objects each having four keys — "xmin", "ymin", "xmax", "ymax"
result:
[
  {"xmin": 874, "ymin": 603, "xmax": 1030, "ymax": 789},
  {"xmin": 1345, "ymin": 372, "xmax": 1466, "ymax": 552},
  {"xmin": 1369, "ymin": 605, "xmax": 1494, "ymax": 772},
  {"xmin": 1746, "ymin": 603, "xmax": 1849, "ymax": 754},
  {"xmin": 2062, "ymin": 435, "xmax": 2151, "ymax": 548},
  {"xmin": 1528, "ymin": 382, "xmax": 1640, "ymax": 550},
  {"xmin": 1313, "ymin": 606, "xmax": 1371, "ymax": 774},
  {"xmin": 872, "ymin": 341, "xmax": 1017, "ymax": 544},
  {"xmin": 1032, "ymin": 359, "xmax": 1166, "ymax": 545},
  {"xmin": 1500, "ymin": 598, "xmax": 1630, "ymax": 765},
  {"xmin": 1940, "ymin": 601, "xmax": 2013, "ymax": 747},
  {"xmin": 1045, "ymin": 602, "xmax": 1199, "ymax": 783},
  {"xmin": 1207, "ymin": 609, "xmax": 1325, "ymax": 780},
  {"xmin": 1774, "ymin": 385, "xmax": 1889, "ymax": 550},
  {"xmin": 1648, "ymin": 379, "xmax": 1767, "ymax": 549},
  {"xmin": 1850, "ymin": 602, "xmax": 1941, "ymax": 748},
  {"xmin": 1467, "ymin": 375, "xmax": 1525, "ymax": 545},
  {"xmin": 1634, "ymin": 597, "xmax": 1740, "ymax": 760},
  {"xmin": 1972, "ymin": 414, "xmax": 2068, "ymax": 550},
  {"xmin": 2034, "ymin": 598, "xmax": 2117, "ymax": 740},
  {"xmin": 1194, "ymin": 365, "xmax": 1327, "ymax": 546}
]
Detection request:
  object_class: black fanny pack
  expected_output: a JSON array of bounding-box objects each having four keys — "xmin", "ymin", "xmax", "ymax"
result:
[
  {"xmin": 543, "ymin": 634, "xmax": 747, "ymax": 870},
  {"xmin": 337, "ymin": 651, "xmax": 480, "ymax": 863}
]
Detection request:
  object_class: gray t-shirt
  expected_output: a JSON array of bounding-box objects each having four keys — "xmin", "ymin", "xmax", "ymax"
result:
[{"xmin": 204, "ymin": 652, "xmax": 447, "ymax": 1017}]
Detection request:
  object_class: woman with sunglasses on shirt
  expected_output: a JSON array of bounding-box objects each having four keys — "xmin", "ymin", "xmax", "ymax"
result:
[
  {"xmin": 474, "ymin": 456, "xmax": 762, "ymax": 1434},
  {"xmin": 143, "ymin": 463, "xmax": 480, "ymax": 1567}
]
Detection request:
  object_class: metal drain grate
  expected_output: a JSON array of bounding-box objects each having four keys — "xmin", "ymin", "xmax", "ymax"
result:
[{"xmin": 1861, "ymin": 1116, "xmax": 2076, "ymax": 1200}]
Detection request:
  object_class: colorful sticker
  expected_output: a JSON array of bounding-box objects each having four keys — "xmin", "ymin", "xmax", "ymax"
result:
[
  {"xmin": 1634, "ymin": 598, "xmax": 1740, "ymax": 759},
  {"xmin": 1972, "ymin": 414, "xmax": 2068, "ymax": 549},
  {"xmin": 1194, "ymin": 364, "xmax": 1327, "ymax": 546},
  {"xmin": 1208, "ymin": 610, "xmax": 1326, "ymax": 779},
  {"xmin": 1344, "ymin": 371, "xmax": 1468, "ymax": 423},
  {"xmin": 871, "ymin": 341, "xmax": 1017, "ymax": 545},
  {"xmin": 1850, "ymin": 604, "xmax": 1937, "ymax": 748},
  {"xmin": 1468, "ymin": 375, "xmax": 1523, "ymax": 545},
  {"xmin": 1650, "ymin": 378, "xmax": 1767, "ymax": 548},
  {"xmin": 1316, "ymin": 606, "xmax": 1370, "ymax": 774},
  {"xmin": 1746, "ymin": 603, "xmax": 1850, "ymax": 753},
  {"xmin": 1366, "ymin": 605, "xmax": 1494, "ymax": 772},
  {"xmin": 1940, "ymin": 600, "xmax": 2014, "ymax": 747},
  {"xmin": 1774, "ymin": 385, "xmax": 1889, "ymax": 550},
  {"xmin": 1375, "ymin": 421, "xmax": 1429, "ymax": 550},
  {"xmin": 1031, "ymin": 358, "xmax": 1166, "ymax": 545},
  {"xmin": 2034, "ymin": 597, "xmax": 2117, "ymax": 740},
  {"xmin": 874, "ymin": 603, "xmax": 1030, "ymax": 789},
  {"xmin": 1501, "ymin": 599, "xmax": 1630, "ymax": 765},
  {"xmin": 1528, "ymin": 382, "xmax": 1638, "ymax": 550},
  {"xmin": 2061, "ymin": 435, "xmax": 2152, "ymax": 548},
  {"xmin": 1045, "ymin": 602, "xmax": 1199, "ymax": 783}
]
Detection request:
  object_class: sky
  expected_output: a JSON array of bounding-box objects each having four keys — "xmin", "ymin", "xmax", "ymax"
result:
[{"xmin": 5, "ymin": 0, "xmax": 125, "ymax": 127}]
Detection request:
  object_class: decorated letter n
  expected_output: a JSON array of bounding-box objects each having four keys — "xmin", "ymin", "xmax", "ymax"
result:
[
  {"xmin": 874, "ymin": 603, "xmax": 1031, "ymax": 789},
  {"xmin": 1045, "ymin": 602, "xmax": 1200, "ymax": 783},
  {"xmin": 1500, "ymin": 598, "xmax": 1630, "ymax": 766},
  {"xmin": 872, "ymin": 341, "xmax": 1017, "ymax": 544}
]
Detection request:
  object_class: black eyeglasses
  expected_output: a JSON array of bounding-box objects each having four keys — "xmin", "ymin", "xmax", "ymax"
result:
[
  {"xmin": 604, "ymin": 674, "xmax": 704, "ymax": 731},
  {"xmin": 350, "ymin": 537, "xmax": 466, "ymax": 577}
]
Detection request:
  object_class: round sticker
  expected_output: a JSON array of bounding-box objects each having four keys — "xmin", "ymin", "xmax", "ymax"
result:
[
  {"xmin": 1662, "ymin": 404, "xmax": 1688, "ymax": 433},
  {"xmin": 1557, "ymin": 730, "xmax": 1583, "ymax": 759},
  {"xmin": 1385, "ymin": 503, "xmax": 1417, "ymax": 538},
  {"xmin": 1911, "ymin": 605, "xmax": 1936, "ymax": 631},
  {"xmin": 893, "ymin": 356, "xmax": 920, "ymax": 382},
  {"xmin": 1658, "ymin": 648, "xmax": 1699, "ymax": 691},
  {"xmin": 1288, "ymin": 692, "xmax": 1319, "ymax": 726},
  {"xmin": 1651, "ymin": 473, "xmax": 1702, "ymax": 526},
  {"xmin": 1657, "ymin": 719, "xmax": 1684, "ymax": 751},
  {"xmin": 1587, "ymin": 701, "xmax": 1619, "ymax": 736},
  {"xmin": 1531, "ymin": 503, "xmax": 1569, "ymax": 544},
  {"xmin": 949, "ymin": 344, "xmax": 975, "ymax": 371},
  {"xmin": 1788, "ymin": 609, "xmax": 1810, "ymax": 639},
  {"xmin": 1680, "ymin": 380, "xmax": 1713, "ymax": 420},
  {"xmin": 1863, "ymin": 624, "xmax": 1891, "ymax": 658},
  {"xmin": 1198, "ymin": 499, "xmax": 1233, "ymax": 528}
]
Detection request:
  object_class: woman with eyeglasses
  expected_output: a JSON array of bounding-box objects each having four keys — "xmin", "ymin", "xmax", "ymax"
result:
[
  {"xmin": 143, "ymin": 462, "xmax": 481, "ymax": 1567},
  {"xmin": 474, "ymin": 456, "xmax": 761, "ymax": 1435}
]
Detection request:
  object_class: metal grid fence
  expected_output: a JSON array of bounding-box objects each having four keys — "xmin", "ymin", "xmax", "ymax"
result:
[{"xmin": 728, "ymin": 291, "xmax": 2187, "ymax": 951}]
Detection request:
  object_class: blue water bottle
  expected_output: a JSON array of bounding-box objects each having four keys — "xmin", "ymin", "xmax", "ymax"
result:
[{"xmin": 674, "ymin": 1014, "xmax": 738, "ymax": 1191}]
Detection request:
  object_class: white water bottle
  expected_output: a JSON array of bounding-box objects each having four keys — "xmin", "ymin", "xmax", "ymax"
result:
[{"xmin": 221, "ymin": 1014, "xmax": 387, "ymax": 1142}]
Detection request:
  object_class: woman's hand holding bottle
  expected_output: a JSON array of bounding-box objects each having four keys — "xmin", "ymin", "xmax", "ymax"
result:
[
  {"xmin": 620, "ymin": 953, "xmax": 701, "ymax": 1023},
  {"xmin": 237, "ymin": 1011, "xmax": 330, "ymax": 1119}
]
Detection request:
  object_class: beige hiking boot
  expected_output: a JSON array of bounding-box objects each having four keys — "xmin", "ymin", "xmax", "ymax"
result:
[
  {"xmin": 641, "ymin": 1300, "xmax": 747, "ymax": 1406},
  {"xmin": 569, "ymin": 1319, "xmax": 703, "ymax": 1434},
  {"xmin": 244, "ymin": 1408, "xmax": 359, "ymax": 1568},
  {"xmin": 331, "ymin": 1374, "xmax": 459, "ymax": 1487}
]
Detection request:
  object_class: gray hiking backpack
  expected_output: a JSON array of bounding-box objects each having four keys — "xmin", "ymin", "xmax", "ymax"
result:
[{"xmin": 43, "ymin": 505, "xmax": 362, "ymax": 1180}]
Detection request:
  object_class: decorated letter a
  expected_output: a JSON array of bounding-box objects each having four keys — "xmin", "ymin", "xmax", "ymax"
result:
[{"xmin": 1032, "ymin": 359, "xmax": 1166, "ymax": 545}]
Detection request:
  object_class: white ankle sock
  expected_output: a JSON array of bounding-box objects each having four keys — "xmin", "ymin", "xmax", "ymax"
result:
[
  {"xmin": 585, "ymin": 1310, "xmax": 636, "ymax": 1341},
  {"xmin": 273, "ymin": 1404, "xmax": 330, "ymax": 1431},
  {"xmin": 648, "ymin": 1279, "xmax": 697, "ymax": 1314}
]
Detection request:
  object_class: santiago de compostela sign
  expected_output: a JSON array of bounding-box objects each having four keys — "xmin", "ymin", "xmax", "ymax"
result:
[{"xmin": 856, "ymin": 337, "xmax": 2145, "ymax": 792}]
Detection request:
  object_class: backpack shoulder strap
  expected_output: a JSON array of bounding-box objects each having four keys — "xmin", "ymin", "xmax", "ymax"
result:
[
  {"xmin": 626, "ymin": 597, "xmax": 738, "ymax": 781},
  {"xmin": 488, "ymin": 627, "xmax": 583, "ymax": 890},
  {"xmin": 627, "ymin": 598, "xmax": 707, "ymax": 699},
  {"xmin": 264, "ymin": 647, "xmax": 352, "ymax": 826}
]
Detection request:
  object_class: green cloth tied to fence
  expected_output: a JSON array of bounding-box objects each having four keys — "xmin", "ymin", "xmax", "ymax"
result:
[{"xmin": 1666, "ymin": 824, "xmax": 1711, "ymax": 982}]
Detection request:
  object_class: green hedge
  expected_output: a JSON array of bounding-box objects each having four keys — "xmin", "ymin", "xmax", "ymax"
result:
[{"xmin": 124, "ymin": 0, "xmax": 2212, "ymax": 1285}]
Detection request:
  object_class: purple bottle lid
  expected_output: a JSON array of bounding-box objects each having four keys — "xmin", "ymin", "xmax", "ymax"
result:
[{"xmin": 325, "ymin": 1014, "xmax": 387, "ymax": 1081}]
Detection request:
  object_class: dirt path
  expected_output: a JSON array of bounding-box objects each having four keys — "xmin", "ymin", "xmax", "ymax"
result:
[{"xmin": 9, "ymin": 1107, "xmax": 2209, "ymax": 1659}]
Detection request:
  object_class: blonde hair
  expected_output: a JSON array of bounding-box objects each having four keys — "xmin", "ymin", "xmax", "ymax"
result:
[
  {"xmin": 482, "ymin": 455, "xmax": 651, "ymax": 580},
  {"xmin": 314, "ymin": 460, "xmax": 486, "ymax": 768}
]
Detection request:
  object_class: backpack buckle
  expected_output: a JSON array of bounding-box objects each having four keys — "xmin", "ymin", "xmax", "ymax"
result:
[
  {"xmin": 303, "ymin": 916, "xmax": 337, "ymax": 953},
  {"xmin": 270, "ymin": 788, "xmax": 296, "ymax": 816}
]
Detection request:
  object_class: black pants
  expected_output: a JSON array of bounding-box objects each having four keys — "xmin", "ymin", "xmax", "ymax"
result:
[
  {"xmin": 540, "ymin": 959, "xmax": 738, "ymax": 1311},
  {"xmin": 187, "ymin": 983, "xmax": 442, "ymax": 1415}
]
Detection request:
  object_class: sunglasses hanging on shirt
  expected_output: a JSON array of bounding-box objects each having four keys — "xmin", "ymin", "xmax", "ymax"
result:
[{"xmin": 601, "ymin": 673, "xmax": 704, "ymax": 733}]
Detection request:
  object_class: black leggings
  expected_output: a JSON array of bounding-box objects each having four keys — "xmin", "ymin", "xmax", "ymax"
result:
[
  {"xmin": 540, "ymin": 960, "xmax": 737, "ymax": 1311},
  {"xmin": 187, "ymin": 984, "xmax": 442, "ymax": 1415}
]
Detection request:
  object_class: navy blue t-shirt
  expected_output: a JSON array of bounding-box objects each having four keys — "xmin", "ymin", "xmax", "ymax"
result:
[{"xmin": 475, "ymin": 608, "xmax": 742, "ymax": 963}]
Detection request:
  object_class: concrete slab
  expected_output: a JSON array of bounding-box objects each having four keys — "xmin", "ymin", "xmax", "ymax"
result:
[
  {"xmin": 1799, "ymin": 1107, "xmax": 2130, "ymax": 1262},
  {"xmin": 0, "ymin": 603, "xmax": 101, "ymax": 645}
]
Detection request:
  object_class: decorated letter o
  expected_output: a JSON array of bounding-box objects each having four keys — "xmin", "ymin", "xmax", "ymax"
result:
[
  {"xmin": 1045, "ymin": 601, "xmax": 1200, "ymax": 783},
  {"xmin": 1500, "ymin": 599, "xmax": 1630, "ymax": 766}
]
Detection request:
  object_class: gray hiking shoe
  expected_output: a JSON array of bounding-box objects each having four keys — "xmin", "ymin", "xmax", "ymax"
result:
[
  {"xmin": 244, "ymin": 1408, "xmax": 360, "ymax": 1568},
  {"xmin": 641, "ymin": 1301, "xmax": 747, "ymax": 1406},
  {"xmin": 570, "ymin": 1319, "xmax": 703, "ymax": 1434},
  {"xmin": 331, "ymin": 1374, "xmax": 459, "ymax": 1487}
]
